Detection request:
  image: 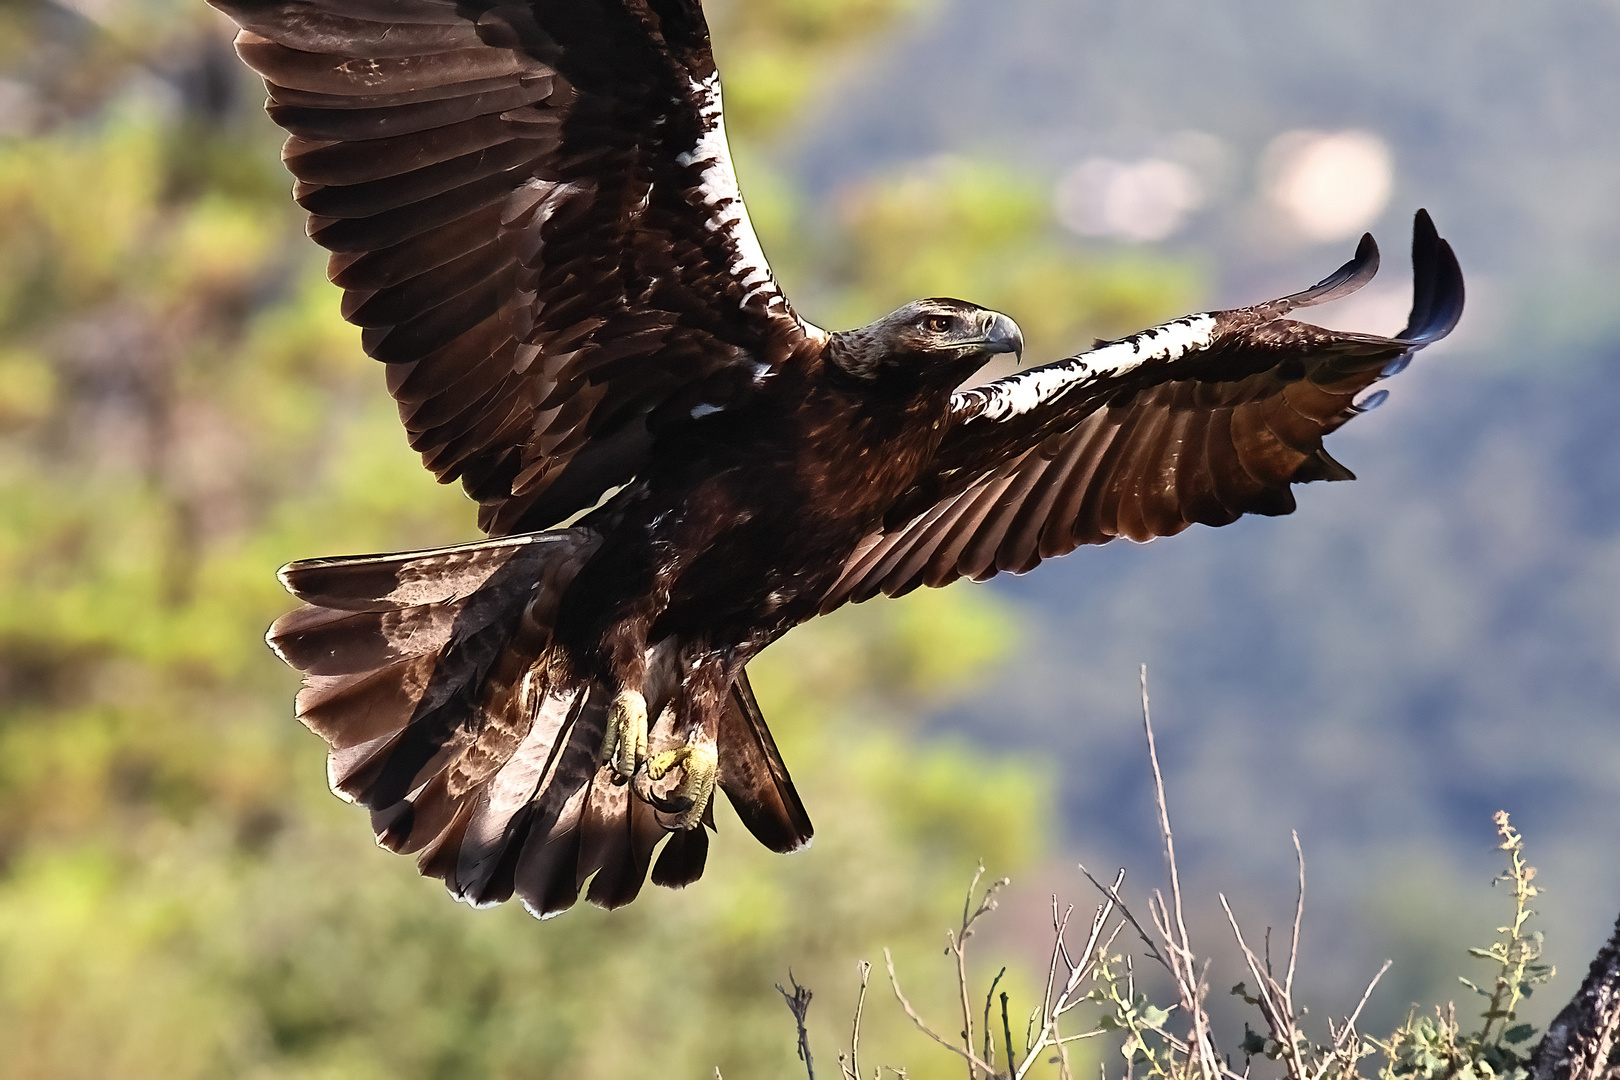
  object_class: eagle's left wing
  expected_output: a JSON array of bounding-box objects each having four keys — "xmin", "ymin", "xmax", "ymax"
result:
[
  {"xmin": 214, "ymin": 0, "xmax": 822, "ymax": 536},
  {"xmin": 821, "ymin": 210, "xmax": 1463, "ymax": 611}
]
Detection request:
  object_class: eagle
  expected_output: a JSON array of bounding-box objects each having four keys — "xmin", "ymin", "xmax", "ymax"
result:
[{"xmin": 216, "ymin": 0, "xmax": 1463, "ymax": 916}]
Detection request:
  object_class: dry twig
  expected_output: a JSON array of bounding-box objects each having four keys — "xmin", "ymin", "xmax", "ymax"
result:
[
  {"xmin": 1138, "ymin": 666, "xmax": 1223, "ymax": 1080},
  {"xmin": 778, "ymin": 971, "xmax": 817, "ymax": 1080},
  {"xmin": 883, "ymin": 948, "xmax": 999, "ymax": 1078},
  {"xmin": 838, "ymin": 960, "xmax": 873, "ymax": 1080}
]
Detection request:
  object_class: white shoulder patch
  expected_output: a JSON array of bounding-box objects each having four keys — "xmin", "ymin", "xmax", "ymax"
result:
[
  {"xmin": 954, "ymin": 313, "xmax": 1218, "ymax": 423},
  {"xmin": 679, "ymin": 73, "xmax": 825, "ymax": 340}
]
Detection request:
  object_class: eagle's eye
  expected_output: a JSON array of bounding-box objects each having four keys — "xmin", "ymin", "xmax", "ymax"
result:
[{"xmin": 923, "ymin": 314, "xmax": 954, "ymax": 334}]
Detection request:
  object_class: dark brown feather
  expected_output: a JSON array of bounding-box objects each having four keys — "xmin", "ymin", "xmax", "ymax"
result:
[
  {"xmin": 823, "ymin": 213, "xmax": 1463, "ymax": 609},
  {"xmin": 217, "ymin": 0, "xmax": 819, "ymax": 537},
  {"xmin": 715, "ymin": 670, "xmax": 813, "ymax": 853},
  {"xmin": 294, "ymin": 656, "xmax": 435, "ymax": 749},
  {"xmin": 651, "ymin": 826, "xmax": 710, "ymax": 889}
]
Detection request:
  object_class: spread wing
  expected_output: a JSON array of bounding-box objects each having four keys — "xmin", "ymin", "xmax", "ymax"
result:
[
  {"xmin": 822, "ymin": 210, "xmax": 1464, "ymax": 610},
  {"xmin": 214, "ymin": 0, "xmax": 821, "ymax": 534}
]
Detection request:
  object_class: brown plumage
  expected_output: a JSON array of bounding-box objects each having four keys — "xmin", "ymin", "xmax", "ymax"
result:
[{"xmin": 219, "ymin": 0, "xmax": 1464, "ymax": 916}]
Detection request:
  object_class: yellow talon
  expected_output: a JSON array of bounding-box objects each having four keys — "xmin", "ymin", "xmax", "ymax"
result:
[
  {"xmin": 600, "ymin": 689, "xmax": 648, "ymax": 781},
  {"xmin": 647, "ymin": 745, "xmax": 689, "ymax": 781},
  {"xmin": 652, "ymin": 740, "xmax": 717, "ymax": 830}
]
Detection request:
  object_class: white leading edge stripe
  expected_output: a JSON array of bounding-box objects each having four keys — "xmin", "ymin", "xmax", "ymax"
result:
[
  {"xmin": 955, "ymin": 314, "xmax": 1218, "ymax": 423},
  {"xmin": 679, "ymin": 74, "xmax": 826, "ymax": 339}
]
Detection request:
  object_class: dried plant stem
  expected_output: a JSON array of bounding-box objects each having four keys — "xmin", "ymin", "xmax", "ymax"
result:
[
  {"xmin": 1222, "ymin": 893, "xmax": 1310, "ymax": 1080},
  {"xmin": 1287, "ymin": 831, "xmax": 1305, "ymax": 1000},
  {"xmin": 953, "ymin": 864, "xmax": 988, "ymax": 1079},
  {"xmin": 1338, "ymin": 959, "xmax": 1393, "ymax": 1054},
  {"xmin": 884, "ymin": 948, "xmax": 998, "ymax": 1078},
  {"xmin": 778, "ymin": 972, "xmax": 817, "ymax": 1080},
  {"xmin": 983, "ymin": 966, "xmax": 1007, "ymax": 1071},
  {"xmin": 1139, "ymin": 665, "xmax": 1222, "ymax": 1080},
  {"xmin": 840, "ymin": 961, "xmax": 873, "ymax": 1080},
  {"xmin": 844, "ymin": 686, "xmax": 1599, "ymax": 1080}
]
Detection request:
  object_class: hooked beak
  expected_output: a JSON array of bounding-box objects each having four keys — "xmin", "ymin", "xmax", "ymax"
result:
[{"xmin": 982, "ymin": 311, "xmax": 1025, "ymax": 364}]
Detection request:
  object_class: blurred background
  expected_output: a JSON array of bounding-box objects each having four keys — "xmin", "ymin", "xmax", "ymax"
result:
[{"xmin": 0, "ymin": 0, "xmax": 1616, "ymax": 1076}]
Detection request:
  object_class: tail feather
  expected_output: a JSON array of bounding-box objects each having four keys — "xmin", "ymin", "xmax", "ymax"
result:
[
  {"xmin": 455, "ymin": 686, "xmax": 593, "ymax": 902},
  {"xmin": 277, "ymin": 534, "xmax": 548, "ymax": 611},
  {"xmin": 327, "ymin": 730, "xmax": 398, "ymax": 799},
  {"xmin": 416, "ymin": 799, "xmax": 476, "ymax": 888},
  {"xmin": 269, "ymin": 600, "xmax": 473, "ymax": 675},
  {"xmin": 266, "ymin": 527, "xmax": 814, "ymax": 918},
  {"xmin": 650, "ymin": 825, "xmax": 709, "ymax": 888},
  {"xmin": 579, "ymin": 779, "xmax": 666, "ymax": 910},
  {"xmin": 489, "ymin": 688, "xmax": 607, "ymax": 910},
  {"xmin": 376, "ymin": 770, "xmax": 457, "ymax": 855},
  {"xmin": 717, "ymin": 670, "xmax": 815, "ymax": 853},
  {"xmin": 297, "ymin": 657, "xmax": 435, "ymax": 749},
  {"xmin": 514, "ymin": 785, "xmax": 589, "ymax": 918},
  {"xmin": 576, "ymin": 773, "xmax": 635, "ymax": 903}
]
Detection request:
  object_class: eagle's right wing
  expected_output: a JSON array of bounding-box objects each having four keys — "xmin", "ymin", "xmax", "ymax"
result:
[
  {"xmin": 822, "ymin": 211, "xmax": 1464, "ymax": 609},
  {"xmin": 215, "ymin": 0, "xmax": 823, "ymax": 535}
]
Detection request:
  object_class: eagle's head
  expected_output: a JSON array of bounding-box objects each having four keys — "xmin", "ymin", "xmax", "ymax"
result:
[{"xmin": 826, "ymin": 299, "xmax": 1024, "ymax": 386}]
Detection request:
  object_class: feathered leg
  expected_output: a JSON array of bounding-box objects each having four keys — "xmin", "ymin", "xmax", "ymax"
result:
[{"xmin": 638, "ymin": 650, "xmax": 730, "ymax": 829}]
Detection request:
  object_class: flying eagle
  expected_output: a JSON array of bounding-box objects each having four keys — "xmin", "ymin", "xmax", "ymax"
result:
[{"xmin": 218, "ymin": 0, "xmax": 1463, "ymax": 915}]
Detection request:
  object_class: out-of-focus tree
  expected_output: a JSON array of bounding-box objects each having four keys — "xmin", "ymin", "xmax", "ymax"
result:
[
  {"xmin": 820, "ymin": 156, "xmax": 1200, "ymax": 356},
  {"xmin": 707, "ymin": 0, "xmax": 924, "ymax": 137},
  {"xmin": 0, "ymin": 1, "xmax": 1197, "ymax": 1076}
]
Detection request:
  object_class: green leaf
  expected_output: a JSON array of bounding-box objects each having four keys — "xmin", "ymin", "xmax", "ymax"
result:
[{"xmin": 1503, "ymin": 1024, "xmax": 1536, "ymax": 1045}]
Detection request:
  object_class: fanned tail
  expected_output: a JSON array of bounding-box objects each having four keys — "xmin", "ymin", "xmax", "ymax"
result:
[{"xmin": 267, "ymin": 528, "xmax": 812, "ymax": 918}]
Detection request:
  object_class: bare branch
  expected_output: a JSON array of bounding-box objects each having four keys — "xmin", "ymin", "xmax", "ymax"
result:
[
  {"xmin": 883, "ymin": 948, "xmax": 998, "ymax": 1078},
  {"xmin": 1140, "ymin": 666, "xmax": 1224, "ymax": 1080},
  {"xmin": 1287, "ymin": 831, "xmax": 1306, "ymax": 999},
  {"xmin": 1337, "ymin": 959, "xmax": 1393, "ymax": 1054},
  {"xmin": 983, "ymin": 967, "xmax": 1007, "ymax": 1070},
  {"xmin": 777, "ymin": 971, "xmax": 817, "ymax": 1080},
  {"xmin": 1043, "ymin": 894, "xmax": 1069, "ymax": 1030},
  {"xmin": 1141, "ymin": 666, "xmax": 1193, "ymax": 966},
  {"xmin": 1002, "ymin": 991, "xmax": 1016, "ymax": 1076},
  {"xmin": 845, "ymin": 960, "xmax": 873, "ymax": 1080},
  {"xmin": 1221, "ymin": 894, "xmax": 1309, "ymax": 1080},
  {"xmin": 1053, "ymin": 876, "xmax": 1123, "ymax": 1018},
  {"xmin": 1079, "ymin": 864, "xmax": 1172, "ymax": 974},
  {"xmin": 947, "ymin": 866, "xmax": 1008, "ymax": 1079}
]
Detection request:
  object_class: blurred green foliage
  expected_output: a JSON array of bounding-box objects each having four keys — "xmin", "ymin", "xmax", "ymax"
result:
[
  {"xmin": 818, "ymin": 156, "xmax": 1200, "ymax": 353},
  {"xmin": 0, "ymin": 1, "xmax": 1198, "ymax": 1076},
  {"xmin": 706, "ymin": 0, "xmax": 924, "ymax": 136}
]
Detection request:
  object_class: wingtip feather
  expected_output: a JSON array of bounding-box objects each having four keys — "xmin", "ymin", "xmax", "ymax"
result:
[
  {"xmin": 1277, "ymin": 231, "xmax": 1381, "ymax": 311},
  {"xmin": 1397, "ymin": 209, "xmax": 1465, "ymax": 345}
]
